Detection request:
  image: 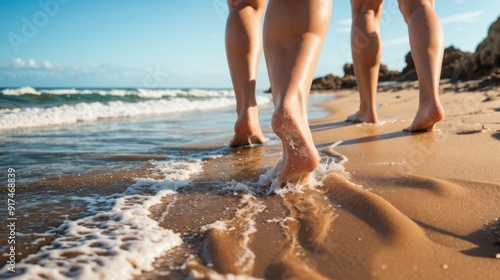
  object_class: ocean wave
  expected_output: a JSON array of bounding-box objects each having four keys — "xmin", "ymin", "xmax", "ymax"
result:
[
  {"xmin": 1, "ymin": 86, "xmax": 41, "ymax": 95},
  {"xmin": 1, "ymin": 87, "xmax": 236, "ymax": 99},
  {"xmin": 0, "ymin": 159, "xmax": 204, "ymax": 279},
  {"xmin": 0, "ymin": 96, "xmax": 271, "ymax": 130}
]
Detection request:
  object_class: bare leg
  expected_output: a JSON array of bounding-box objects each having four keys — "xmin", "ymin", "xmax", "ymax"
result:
[
  {"xmin": 399, "ymin": 0, "xmax": 445, "ymax": 132},
  {"xmin": 347, "ymin": 0, "xmax": 383, "ymax": 124},
  {"xmin": 226, "ymin": 0, "xmax": 268, "ymax": 147},
  {"xmin": 264, "ymin": 0, "xmax": 332, "ymax": 186}
]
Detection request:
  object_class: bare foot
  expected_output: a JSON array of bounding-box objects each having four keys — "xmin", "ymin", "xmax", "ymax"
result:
[
  {"xmin": 230, "ymin": 107, "xmax": 268, "ymax": 147},
  {"xmin": 271, "ymin": 106, "xmax": 320, "ymax": 188},
  {"xmin": 404, "ymin": 101, "xmax": 445, "ymax": 132},
  {"xmin": 346, "ymin": 110, "xmax": 378, "ymax": 123}
]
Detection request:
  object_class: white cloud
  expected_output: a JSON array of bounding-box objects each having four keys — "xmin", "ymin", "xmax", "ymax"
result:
[
  {"xmin": 2, "ymin": 58, "xmax": 57, "ymax": 70},
  {"xmin": 441, "ymin": 10, "xmax": 482, "ymax": 24},
  {"xmin": 383, "ymin": 36, "xmax": 409, "ymax": 47},
  {"xmin": 13, "ymin": 57, "xmax": 26, "ymax": 68},
  {"xmin": 337, "ymin": 27, "xmax": 351, "ymax": 33},
  {"xmin": 337, "ymin": 19, "xmax": 351, "ymax": 33},
  {"xmin": 0, "ymin": 58, "xmax": 164, "ymax": 87},
  {"xmin": 338, "ymin": 19, "xmax": 352, "ymax": 26},
  {"xmin": 43, "ymin": 61, "xmax": 53, "ymax": 70},
  {"xmin": 27, "ymin": 59, "xmax": 38, "ymax": 69}
]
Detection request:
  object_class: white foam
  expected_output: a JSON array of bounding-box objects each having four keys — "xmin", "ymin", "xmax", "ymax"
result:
[
  {"xmin": 198, "ymin": 194, "xmax": 265, "ymax": 275},
  {"xmin": 137, "ymin": 88, "xmax": 236, "ymax": 99},
  {"xmin": 189, "ymin": 270, "xmax": 262, "ymax": 280},
  {"xmin": 329, "ymin": 141, "xmax": 343, "ymax": 147},
  {"xmin": 221, "ymin": 144, "xmax": 353, "ymax": 195},
  {"xmin": 1, "ymin": 87, "xmax": 237, "ymax": 98},
  {"xmin": 137, "ymin": 88, "xmax": 176, "ymax": 98},
  {"xmin": 0, "ymin": 96, "xmax": 272, "ymax": 130},
  {"xmin": 373, "ymin": 161, "xmax": 406, "ymax": 166},
  {"xmin": 233, "ymin": 195, "xmax": 265, "ymax": 272},
  {"xmin": 1, "ymin": 159, "xmax": 203, "ymax": 279},
  {"xmin": 354, "ymin": 119, "xmax": 401, "ymax": 127},
  {"xmin": 199, "ymin": 220, "xmax": 229, "ymax": 232},
  {"xmin": 158, "ymin": 196, "xmax": 178, "ymax": 224},
  {"xmin": 2, "ymin": 86, "xmax": 40, "ymax": 95},
  {"xmin": 42, "ymin": 88, "xmax": 81, "ymax": 95}
]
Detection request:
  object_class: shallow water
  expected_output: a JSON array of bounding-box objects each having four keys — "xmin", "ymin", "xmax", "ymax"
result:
[{"xmin": 0, "ymin": 87, "xmax": 334, "ymax": 278}]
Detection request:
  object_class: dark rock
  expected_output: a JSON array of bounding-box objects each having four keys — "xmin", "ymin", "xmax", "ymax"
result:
[
  {"xmin": 309, "ymin": 72, "xmax": 360, "ymax": 91},
  {"xmin": 265, "ymin": 17, "xmax": 500, "ymax": 93},
  {"xmin": 308, "ymin": 62, "xmax": 401, "ymax": 91},
  {"xmin": 400, "ymin": 46, "xmax": 470, "ymax": 81},
  {"xmin": 441, "ymin": 47, "xmax": 472, "ymax": 79},
  {"xmin": 340, "ymin": 74, "xmax": 357, "ymax": 89},
  {"xmin": 453, "ymin": 16, "xmax": 500, "ymax": 81},
  {"xmin": 378, "ymin": 64, "xmax": 401, "ymax": 81},
  {"xmin": 343, "ymin": 64, "xmax": 355, "ymax": 76},
  {"xmin": 464, "ymin": 69, "xmax": 500, "ymax": 91},
  {"xmin": 311, "ymin": 74, "xmax": 344, "ymax": 90},
  {"xmin": 401, "ymin": 51, "xmax": 415, "ymax": 75},
  {"xmin": 343, "ymin": 63, "xmax": 400, "ymax": 82}
]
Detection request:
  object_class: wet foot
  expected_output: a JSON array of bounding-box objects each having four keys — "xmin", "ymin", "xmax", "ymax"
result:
[
  {"xmin": 271, "ymin": 105, "xmax": 320, "ymax": 188},
  {"xmin": 403, "ymin": 102, "xmax": 444, "ymax": 132},
  {"xmin": 346, "ymin": 110, "xmax": 378, "ymax": 123},
  {"xmin": 230, "ymin": 107, "xmax": 268, "ymax": 147}
]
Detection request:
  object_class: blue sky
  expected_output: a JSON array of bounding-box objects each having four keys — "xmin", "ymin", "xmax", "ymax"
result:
[{"xmin": 0, "ymin": 0, "xmax": 498, "ymax": 89}]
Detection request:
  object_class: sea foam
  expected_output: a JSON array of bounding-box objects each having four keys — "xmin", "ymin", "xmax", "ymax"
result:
[
  {"xmin": 0, "ymin": 159, "xmax": 203, "ymax": 279},
  {"xmin": 1, "ymin": 87, "xmax": 236, "ymax": 98},
  {"xmin": 0, "ymin": 95, "xmax": 271, "ymax": 130},
  {"xmin": 2, "ymin": 86, "xmax": 40, "ymax": 95},
  {"xmin": 218, "ymin": 143, "xmax": 352, "ymax": 196}
]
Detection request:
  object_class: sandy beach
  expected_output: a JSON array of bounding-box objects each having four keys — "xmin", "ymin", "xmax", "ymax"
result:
[
  {"xmin": 1, "ymin": 2, "xmax": 499, "ymax": 279},
  {"xmin": 0, "ymin": 83, "xmax": 499, "ymax": 279},
  {"xmin": 142, "ymin": 82, "xmax": 500, "ymax": 279}
]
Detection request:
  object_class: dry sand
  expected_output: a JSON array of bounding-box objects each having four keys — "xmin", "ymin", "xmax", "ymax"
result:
[{"xmin": 146, "ymin": 83, "xmax": 500, "ymax": 279}]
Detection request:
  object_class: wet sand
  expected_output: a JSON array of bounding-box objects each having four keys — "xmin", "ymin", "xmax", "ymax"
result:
[{"xmin": 146, "ymin": 83, "xmax": 500, "ymax": 279}]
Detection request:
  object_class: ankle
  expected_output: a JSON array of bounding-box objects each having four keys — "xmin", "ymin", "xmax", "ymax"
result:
[
  {"xmin": 237, "ymin": 105, "xmax": 259, "ymax": 118},
  {"xmin": 357, "ymin": 106, "xmax": 379, "ymax": 123},
  {"xmin": 234, "ymin": 107, "xmax": 262, "ymax": 133}
]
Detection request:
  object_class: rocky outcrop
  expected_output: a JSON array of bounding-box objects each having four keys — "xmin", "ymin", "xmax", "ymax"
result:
[
  {"xmin": 310, "ymin": 74, "xmax": 343, "ymax": 90},
  {"xmin": 458, "ymin": 69, "xmax": 500, "ymax": 91},
  {"xmin": 400, "ymin": 46, "xmax": 471, "ymax": 81},
  {"xmin": 453, "ymin": 16, "xmax": 500, "ymax": 81},
  {"xmin": 310, "ymin": 73, "xmax": 356, "ymax": 91},
  {"xmin": 343, "ymin": 64, "xmax": 355, "ymax": 76},
  {"xmin": 342, "ymin": 63, "xmax": 400, "ymax": 82},
  {"xmin": 379, "ymin": 64, "xmax": 401, "ymax": 82},
  {"xmin": 265, "ymin": 16, "xmax": 500, "ymax": 93},
  {"xmin": 442, "ymin": 47, "xmax": 473, "ymax": 79},
  {"xmin": 309, "ymin": 63, "xmax": 399, "ymax": 91}
]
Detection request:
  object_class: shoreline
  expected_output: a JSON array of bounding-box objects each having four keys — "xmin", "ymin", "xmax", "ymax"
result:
[
  {"xmin": 2, "ymin": 82, "xmax": 499, "ymax": 279},
  {"xmin": 149, "ymin": 81, "xmax": 500, "ymax": 279}
]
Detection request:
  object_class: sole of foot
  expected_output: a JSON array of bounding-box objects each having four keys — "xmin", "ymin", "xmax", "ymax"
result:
[{"xmin": 271, "ymin": 107, "xmax": 320, "ymax": 188}]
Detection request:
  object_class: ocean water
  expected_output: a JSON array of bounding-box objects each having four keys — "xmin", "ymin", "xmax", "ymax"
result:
[
  {"xmin": 0, "ymin": 87, "xmax": 272, "ymax": 184},
  {"xmin": 0, "ymin": 87, "xmax": 335, "ymax": 279}
]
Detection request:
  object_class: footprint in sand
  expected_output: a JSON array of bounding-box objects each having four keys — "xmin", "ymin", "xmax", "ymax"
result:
[
  {"xmin": 265, "ymin": 190, "xmax": 336, "ymax": 280},
  {"xmin": 195, "ymin": 194, "xmax": 265, "ymax": 275}
]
